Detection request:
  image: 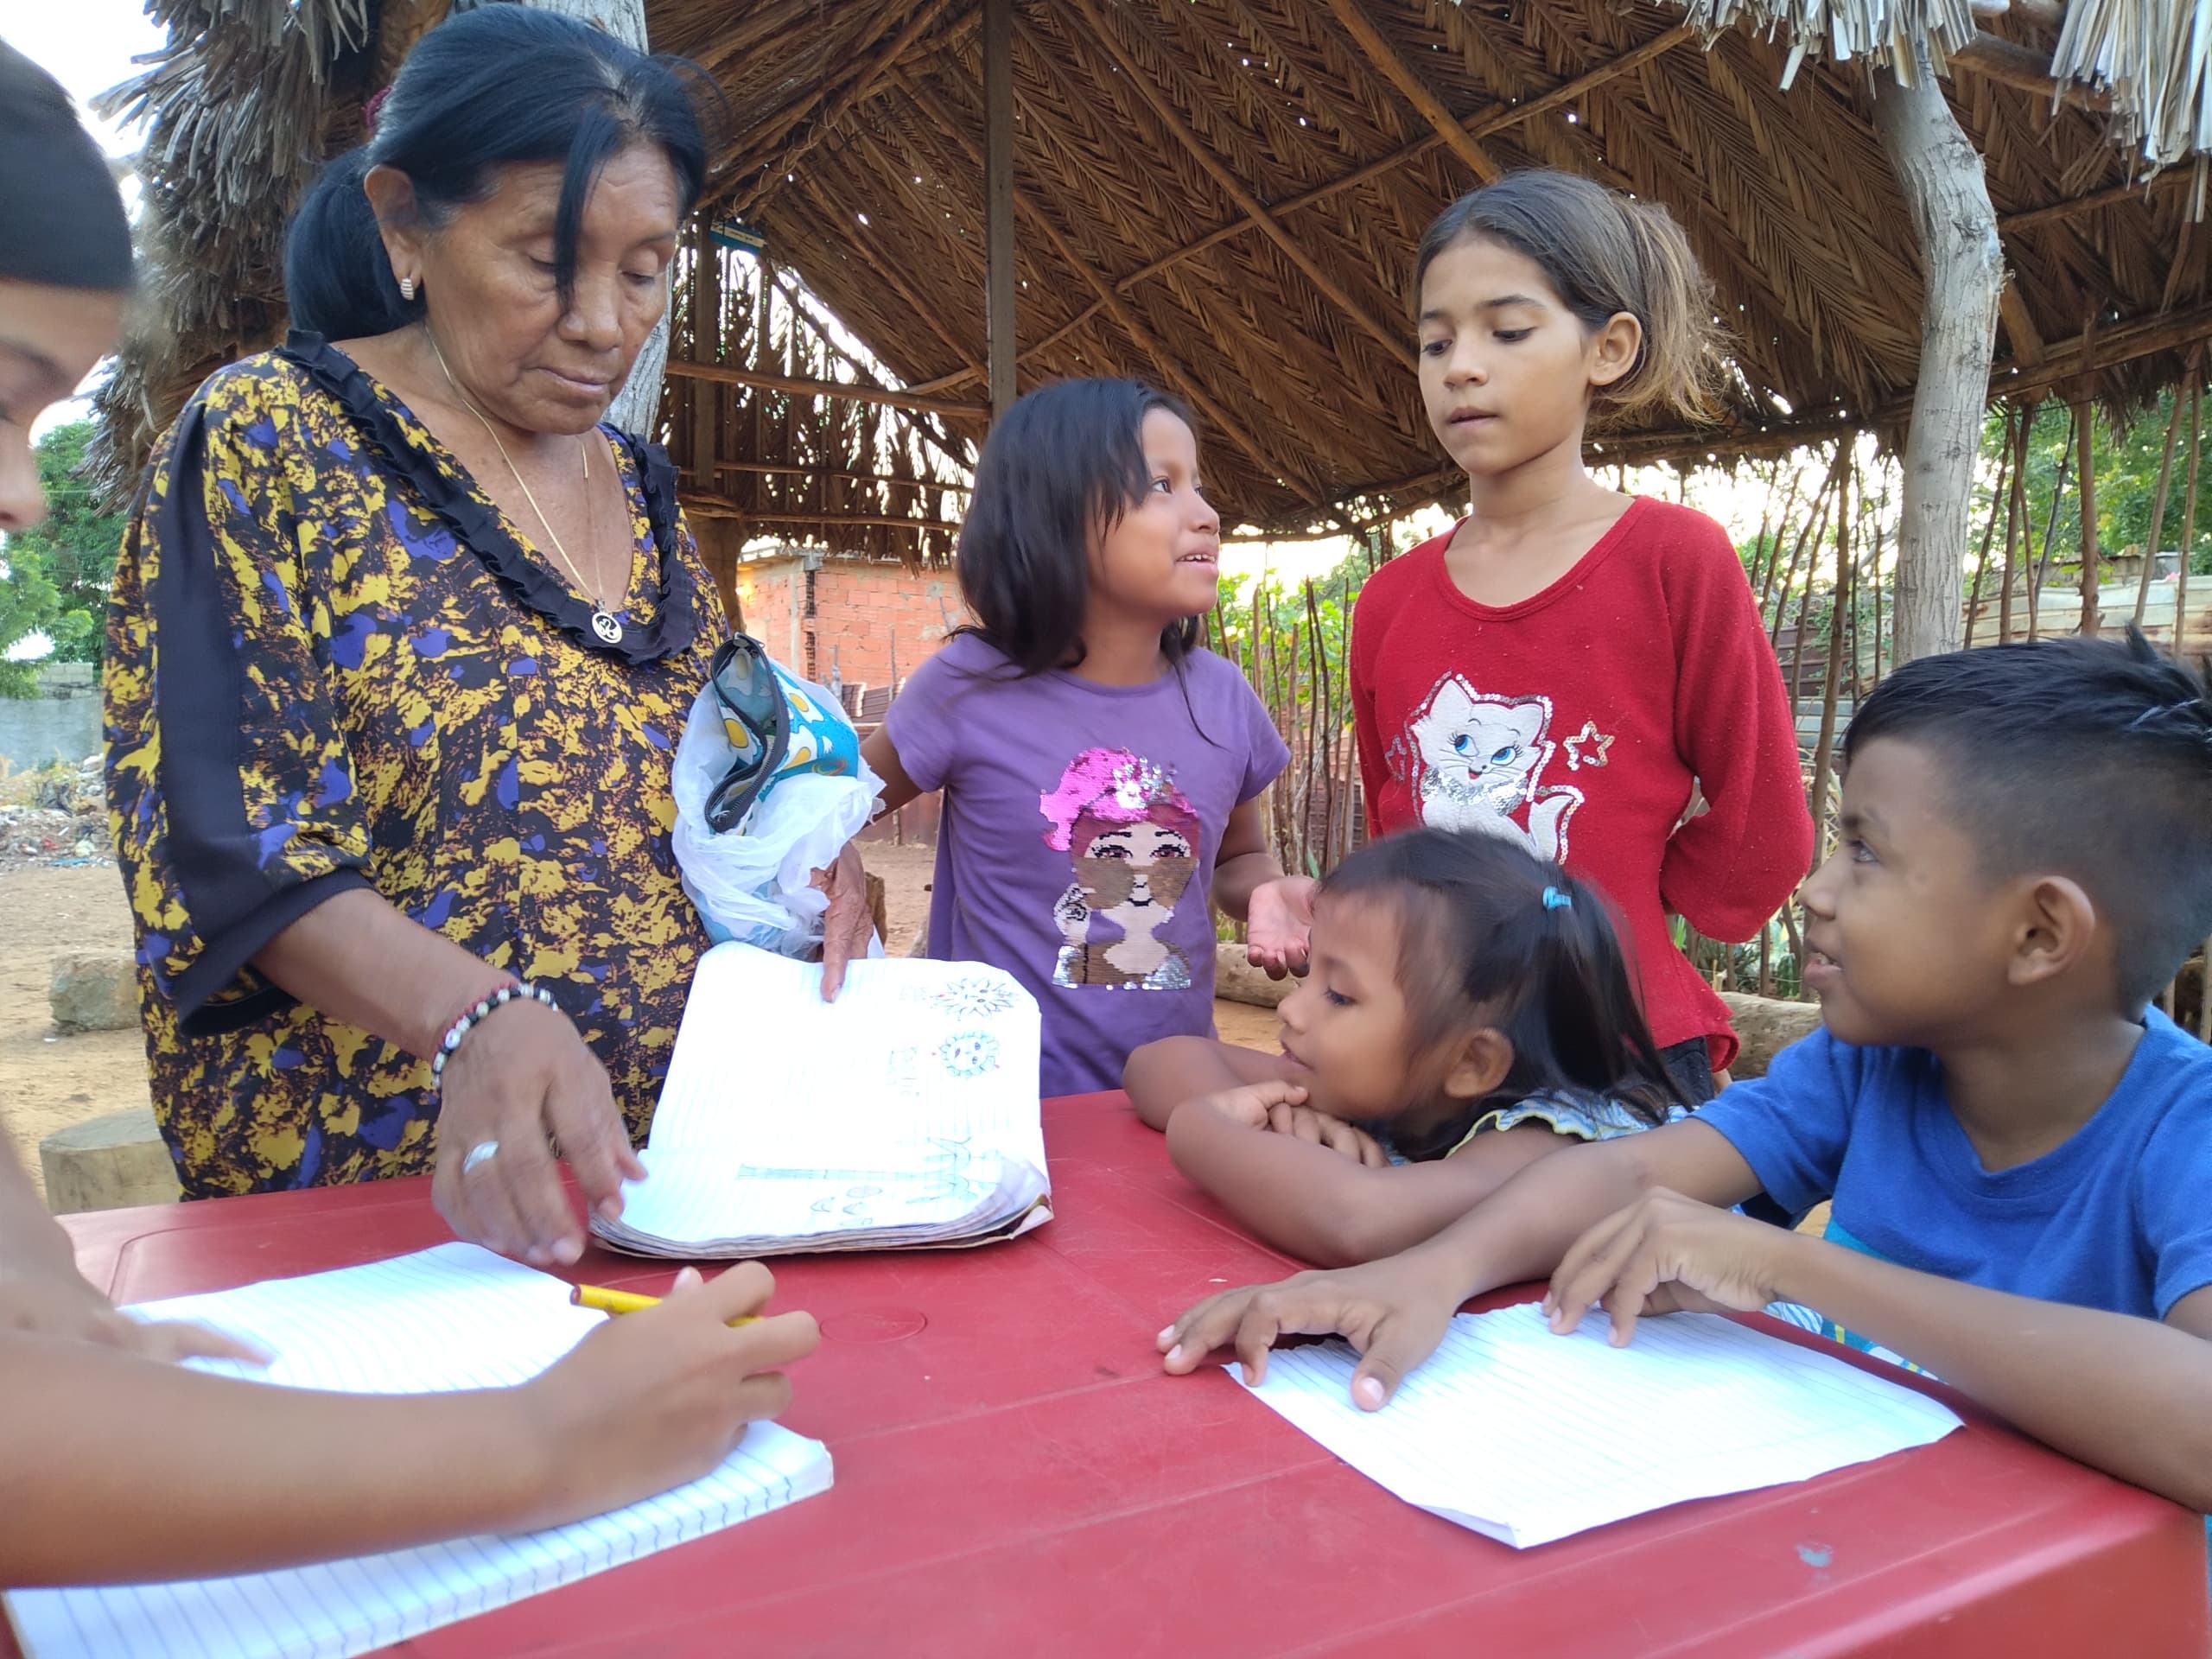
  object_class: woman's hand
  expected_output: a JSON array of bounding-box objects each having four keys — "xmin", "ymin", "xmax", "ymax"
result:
[
  {"xmin": 0, "ymin": 1265, "xmax": 270, "ymax": 1367},
  {"xmin": 1244, "ymin": 875, "xmax": 1318, "ymax": 978},
  {"xmin": 812, "ymin": 840, "xmax": 874, "ymax": 1001},
  {"xmin": 431, "ymin": 996, "xmax": 645, "ymax": 1267},
  {"xmin": 1158, "ymin": 1246, "xmax": 1467, "ymax": 1408},
  {"xmin": 513, "ymin": 1262, "xmax": 819, "ymax": 1531}
]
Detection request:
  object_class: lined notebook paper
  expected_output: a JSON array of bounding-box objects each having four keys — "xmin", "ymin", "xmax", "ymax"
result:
[
  {"xmin": 3, "ymin": 1245, "xmax": 831, "ymax": 1659},
  {"xmin": 1235, "ymin": 1305, "xmax": 1961, "ymax": 1548},
  {"xmin": 594, "ymin": 943, "xmax": 1052, "ymax": 1257}
]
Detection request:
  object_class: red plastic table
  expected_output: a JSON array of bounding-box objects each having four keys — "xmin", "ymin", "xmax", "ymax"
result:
[{"xmin": 29, "ymin": 1091, "xmax": 2211, "ymax": 1658}]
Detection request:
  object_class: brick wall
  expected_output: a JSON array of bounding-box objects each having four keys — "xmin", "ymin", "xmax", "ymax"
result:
[{"xmin": 732, "ymin": 555, "xmax": 969, "ymax": 709}]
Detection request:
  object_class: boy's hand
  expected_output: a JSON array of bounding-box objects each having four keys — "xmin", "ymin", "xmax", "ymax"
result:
[
  {"xmin": 1544, "ymin": 1188, "xmax": 1796, "ymax": 1345},
  {"xmin": 1157, "ymin": 1248, "xmax": 1466, "ymax": 1409},
  {"xmin": 518, "ymin": 1262, "xmax": 819, "ymax": 1531},
  {"xmin": 1245, "ymin": 876, "xmax": 1318, "ymax": 978}
]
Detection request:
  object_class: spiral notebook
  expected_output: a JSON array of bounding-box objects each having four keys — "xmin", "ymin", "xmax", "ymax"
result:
[
  {"xmin": 3, "ymin": 1245, "xmax": 832, "ymax": 1659},
  {"xmin": 592, "ymin": 944, "xmax": 1052, "ymax": 1258},
  {"xmin": 1234, "ymin": 1304, "xmax": 1961, "ymax": 1548}
]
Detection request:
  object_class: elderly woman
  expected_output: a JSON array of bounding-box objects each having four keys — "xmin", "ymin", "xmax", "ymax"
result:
[{"xmin": 105, "ymin": 7, "xmax": 865, "ymax": 1265}]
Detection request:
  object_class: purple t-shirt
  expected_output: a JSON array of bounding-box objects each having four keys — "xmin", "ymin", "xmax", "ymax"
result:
[{"xmin": 887, "ymin": 634, "xmax": 1290, "ymax": 1096}]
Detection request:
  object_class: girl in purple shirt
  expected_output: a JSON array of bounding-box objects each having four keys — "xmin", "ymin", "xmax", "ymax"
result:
[{"xmin": 852, "ymin": 379, "xmax": 1300, "ymax": 1096}]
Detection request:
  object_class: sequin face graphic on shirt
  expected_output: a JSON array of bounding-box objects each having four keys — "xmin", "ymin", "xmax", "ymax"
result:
[
  {"xmin": 1039, "ymin": 747, "xmax": 1199, "ymax": 992},
  {"xmin": 1393, "ymin": 674, "xmax": 1584, "ymax": 861}
]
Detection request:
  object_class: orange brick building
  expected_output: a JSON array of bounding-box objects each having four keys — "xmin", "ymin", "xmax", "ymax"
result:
[{"xmin": 728, "ymin": 549, "xmax": 968, "ymax": 721}]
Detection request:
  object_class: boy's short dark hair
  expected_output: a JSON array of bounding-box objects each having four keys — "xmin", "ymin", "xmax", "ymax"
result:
[{"xmin": 1844, "ymin": 629, "xmax": 2212, "ymax": 1011}]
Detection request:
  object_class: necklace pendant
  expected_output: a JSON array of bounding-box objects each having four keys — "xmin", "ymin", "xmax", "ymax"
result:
[{"xmin": 591, "ymin": 610, "xmax": 624, "ymax": 645}]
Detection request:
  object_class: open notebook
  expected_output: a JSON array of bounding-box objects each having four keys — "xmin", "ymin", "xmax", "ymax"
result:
[
  {"xmin": 3, "ymin": 1245, "xmax": 831, "ymax": 1659},
  {"xmin": 1235, "ymin": 1304, "xmax": 1961, "ymax": 1548},
  {"xmin": 592, "ymin": 943, "xmax": 1052, "ymax": 1257}
]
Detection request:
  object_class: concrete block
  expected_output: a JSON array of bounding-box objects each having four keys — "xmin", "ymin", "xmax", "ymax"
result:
[
  {"xmin": 1718, "ymin": 990, "xmax": 1824, "ymax": 1078},
  {"xmin": 49, "ymin": 950, "xmax": 141, "ymax": 1033},
  {"xmin": 40, "ymin": 1107, "xmax": 180, "ymax": 1215}
]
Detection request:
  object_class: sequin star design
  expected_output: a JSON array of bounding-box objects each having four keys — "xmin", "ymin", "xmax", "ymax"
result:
[{"xmin": 1564, "ymin": 720, "xmax": 1615, "ymax": 772}]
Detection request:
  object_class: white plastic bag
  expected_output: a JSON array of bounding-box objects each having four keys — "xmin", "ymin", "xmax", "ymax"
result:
[{"xmin": 671, "ymin": 662, "xmax": 885, "ymax": 962}]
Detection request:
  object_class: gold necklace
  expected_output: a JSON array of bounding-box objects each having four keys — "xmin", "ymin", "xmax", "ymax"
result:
[{"xmin": 426, "ymin": 330, "xmax": 627, "ymax": 646}]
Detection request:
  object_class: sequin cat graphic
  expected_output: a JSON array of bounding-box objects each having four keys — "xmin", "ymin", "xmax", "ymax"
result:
[
  {"xmin": 1039, "ymin": 747, "xmax": 1199, "ymax": 992},
  {"xmin": 1392, "ymin": 674, "xmax": 1584, "ymax": 861}
]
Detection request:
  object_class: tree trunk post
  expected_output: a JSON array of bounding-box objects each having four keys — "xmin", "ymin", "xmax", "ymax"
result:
[
  {"xmin": 1872, "ymin": 54, "xmax": 2005, "ymax": 665},
  {"xmin": 2076, "ymin": 393, "xmax": 2101, "ymax": 634},
  {"xmin": 983, "ymin": 0, "xmax": 1018, "ymax": 422}
]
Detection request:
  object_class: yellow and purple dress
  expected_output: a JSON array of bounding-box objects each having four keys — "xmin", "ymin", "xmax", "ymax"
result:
[{"xmin": 104, "ymin": 333, "xmax": 724, "ymax": 1198}]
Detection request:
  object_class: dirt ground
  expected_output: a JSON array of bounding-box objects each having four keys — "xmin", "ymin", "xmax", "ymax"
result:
[
  {"xmin": 0, "ymin": 863, "xmax": 149, "ymax": 1196},
  {"xmin": 0, "ymin": 846, "xmax": 1276, "ymax": 1203}
]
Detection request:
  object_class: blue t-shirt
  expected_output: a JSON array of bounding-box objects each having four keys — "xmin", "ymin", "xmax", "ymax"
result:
[
  {"xmin": 1699, "ymin": 1013, "xmax": 2212, "ymax": 1587},
  {"xmin": 1696, "ymin": 1012, "xmax": 2212, "ymax": 1323}
]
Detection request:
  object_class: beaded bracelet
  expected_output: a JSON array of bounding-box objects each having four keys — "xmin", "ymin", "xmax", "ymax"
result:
[{"xmin": 429, "ymin": 982, "xmax": 559, "ymax": 1090}]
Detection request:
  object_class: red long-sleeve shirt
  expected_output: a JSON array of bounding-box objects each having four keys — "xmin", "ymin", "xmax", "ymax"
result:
[{"xmin": 1349, "ymin": 499, "xmax": 1812, "ymax": 1071}]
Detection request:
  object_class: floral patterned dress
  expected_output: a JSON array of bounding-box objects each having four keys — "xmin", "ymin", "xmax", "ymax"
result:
[{"xmin": 104, "ymin": 333, "xmax": 725, "ymax": 1198}]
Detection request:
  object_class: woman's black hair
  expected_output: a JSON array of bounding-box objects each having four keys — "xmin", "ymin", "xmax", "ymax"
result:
[
  {"xmin": 955, "ymin": 377, "xmax": 1205, "ymax": 677},
  {"xmin": 0, "ymin": 41, "xmax": 134, "ymax": 290},
  {"xmin": 283, "ymin": 5, "xmax": 710, "ymax": 340},
  {"xmin": 1320, "ymin": 827, "xmax": 1681, "ymax": 1154}
]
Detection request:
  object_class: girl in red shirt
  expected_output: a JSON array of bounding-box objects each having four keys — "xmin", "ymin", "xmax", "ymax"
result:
[{"xmin": 1257, "ymin": 170, "xmax": 1809, "ymax": 1102}]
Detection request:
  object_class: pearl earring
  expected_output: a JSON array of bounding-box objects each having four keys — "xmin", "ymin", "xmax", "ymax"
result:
[{"xmin": 398, "ymin": 276, "xmax": 417, "ymax": 301}]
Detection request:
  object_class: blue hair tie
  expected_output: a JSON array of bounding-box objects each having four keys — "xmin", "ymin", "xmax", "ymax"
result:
[{"xmin": 1541, "ymin": 886, "xmax": 1573, "ymax": 912}]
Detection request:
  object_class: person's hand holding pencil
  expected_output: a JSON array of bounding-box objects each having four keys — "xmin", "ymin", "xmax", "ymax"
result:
[{"xmin": 513, "ymin": 1262, "xmax": 817, "ymax": 1531}]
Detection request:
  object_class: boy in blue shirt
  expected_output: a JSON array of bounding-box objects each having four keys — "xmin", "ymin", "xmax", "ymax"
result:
[{"xmin": 1160, "ymin": 631, "xmax": 2212, "ymax": 1529}]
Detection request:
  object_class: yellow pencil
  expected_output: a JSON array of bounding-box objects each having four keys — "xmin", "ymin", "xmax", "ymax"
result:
[{"xmin": 570, "ymin": 1283, "xmax": 760, "ymax": 1326}]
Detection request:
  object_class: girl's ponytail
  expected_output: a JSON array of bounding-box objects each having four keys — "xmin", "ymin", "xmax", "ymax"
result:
[
  {"xmin": 1614, "ymin": 197, "xmax": 1722, "ymax": 423},
  {"xmin": 1525, "ymin": 871, "xmax": 1681, "ymax": 1124}
]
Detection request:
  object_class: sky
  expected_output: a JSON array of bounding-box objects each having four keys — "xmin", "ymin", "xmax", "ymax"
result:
[{"xmin": 0, "ymin": 0, "xmax": 163, "ymax": 158}]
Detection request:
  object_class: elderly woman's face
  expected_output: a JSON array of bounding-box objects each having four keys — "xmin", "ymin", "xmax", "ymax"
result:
[{"xmin": 378, "ymin": 143, "xmax": 681, "ymax": 435}]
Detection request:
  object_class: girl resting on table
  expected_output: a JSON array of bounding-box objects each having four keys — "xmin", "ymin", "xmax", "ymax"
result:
[
  {"xmin": 0, "ymin": 36, "xmax": 816, "ymax": 1589},
  {"xmin": 845, "ymin": 378, "xmax": 1300, "ymax": 1097},
  {"xmin": 1125, "ymin": 828, "xmax": 1686, "ymax": 1266}
]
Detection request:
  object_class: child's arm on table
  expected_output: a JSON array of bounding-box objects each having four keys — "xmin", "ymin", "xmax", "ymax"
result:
[
  {"xmin": 1547, "ymin": 1194, "xmax": 2212, "ymax": 1512},
  {"xmin": 1159, "ymin": 1117, "xmax": 1760, "ymax": 1401},
  {"xmin": 1166, "ymin": 1091, "xmax": 1589, "ymax": 1268},
  {"xmin": 0, "ymin": 1262, "xmax": 818, "ymax": 1586},
  {"xmin": 1124, "ymin": 1035, "xmax": 1295, "ymax": 1129}
]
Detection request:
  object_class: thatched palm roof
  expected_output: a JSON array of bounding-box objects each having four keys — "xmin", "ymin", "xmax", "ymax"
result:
[{"xmin": 94, "ymin": 0, "xmax": 2212, "ymax": 550}]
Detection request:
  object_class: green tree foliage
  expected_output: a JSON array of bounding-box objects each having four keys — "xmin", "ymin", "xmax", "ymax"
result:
[{"xmin": 0, "ymin": 421, "xmax": 126, "ymax": 696}]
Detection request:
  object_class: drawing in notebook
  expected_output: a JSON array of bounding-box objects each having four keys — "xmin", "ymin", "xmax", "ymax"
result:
[
  {"xmin": 592, "ymin": 943, "xmax": 1052, "ymax": 1257},
  {"xmin": 1232, "ymin": 1303, "xmax": 1961, "ymax": 1548},
  {"xmin": 2, "ymin": 1244, "xmax": 832, "ymax": 1659}
]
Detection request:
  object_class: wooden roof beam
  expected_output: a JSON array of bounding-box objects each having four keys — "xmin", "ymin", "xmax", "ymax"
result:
[
  {"xmin": 903, "ymin": 23, "xmax": 1694, "ymax": 392},
  {"xmin": 904, "ymin": 78, "xmax": 1334, "ymax": 509},
  {"xmin": 1057, "ymin": 0, "xmax": 1413, "ymax": 367},
  {"xmin": 728, "ymin": 0, "xmax": 960, "ymax": 218},
  {"xmin": 1952, "ymin": 30, "xmax": 2108, "ymax": 111},
  {"xmin": 662, "ymin": 358, "xmax": 987, "ymax": 418},
  {"xmin": 1999, "ymin": 168, "xmax": 2192, "ymax": 233},
  {"xmin": 1319, "ymin": 0, "xmax": 1501, "ymax": 184}
]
